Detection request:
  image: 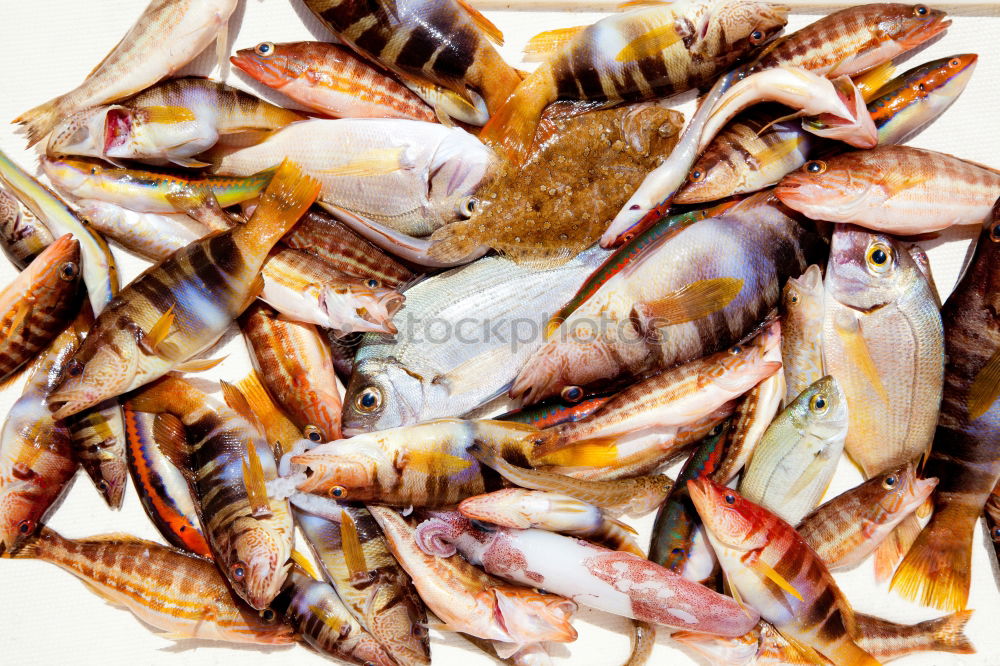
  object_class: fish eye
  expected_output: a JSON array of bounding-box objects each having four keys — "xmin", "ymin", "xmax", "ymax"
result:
[
  {"xmin": 708, "ymin": 424, "xmax": 722, "ymax": 437},
  {"xmin": 89, "ymin": 167, "xmax": 98, "ymax": 175},
  {"xmin": 989, "ymin": 222, "xmax": 1000, "ymax": 242},
  {"xmin": 788, "ymin": 292, "xmax": 799, "ymax": 305},
  {"xmin": 59, "ymin": 261, "xmax": 79, "ymax": 281},
  {"xmin": 231, "ymin": 561, "xmax": 247, "ymax": 582},
  {"xmin": 459, "ymin": 196, "xmax": 478, "ymax": 218},
  {"xmin": 260, "ymin": 608, "xmax": 277, "ymax": 623},
  {"xmin": 560, "ymin": 386, "xmax": 583, "ymax": 403},
  {"xmin": 882, "ymin": 475, "xmax": 898, "ymax": 489},
  {"xmin": 254, "ymin": 42, "xmax": 275, "ymax": 57},
  {"xmin": 622, "ymin": 232, "xmax": 635, "ymax": 242},
  {"xmin": 97, "ymin": 480, "xmax": 110, "ymax": 492},
  {"xmin": 355, "ymin": 386, "xmax": 382, "ymax": 413},
  {"xmin": 993, "ymin": 527, "xmax": 1000, "ymax": 540},
  {"xmin": 804, "ymin": 160, "xmax": 826, "ymax": 174},
  {"xmin": 749, "ymin": 29, "xmax": 765, "ymax": 44},
  {"xmin": 950, "ymin": 58, "xmax": 960, "ymax": 67},
  {"xmin": 17, "ymin": 519, "xmax": 35, "ymax": 535},
  {"xmin": 724, "ymin": 493, "xmax": 736, "ymax": 505},
  {"xmin": 671, "ymin": 547, "xmax": 685, "ymax": 555},
  {"xmin": 331, "ymin": 485, "xmax": 347, "ymax": 498},
  {"xmin": 365, "ymin": 278, "xmax": 380, "ymax": 289},
  {"xmin": 412, "ymin": 625, "xmax": 428, "ymax": 639},
  {"xmin": 303, "ymin": 425, "xmax": 323, "ymax": 442},
  {"xmin": 66, "ymin": 359, "xmax": 84, "ymax": 377},
  {"xmin": 729, "ymin": 345, "xmax": 742, "ymax": 355},
  {"xmin": 914, "ymin": 5, "xmax": 928, "ymax": 16},
  {"xmin": 809, "ymin": 394, "xmax": 828, "ymax": 413},
  {"xmin": 689, "ymin": 169, "xmax": 705, "ymax": 183},
  {"xmin": 866, "ymin": 242, "xmax": 893, "ymax": 272}
]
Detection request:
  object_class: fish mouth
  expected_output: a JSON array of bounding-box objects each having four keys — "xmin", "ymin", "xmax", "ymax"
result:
[
  {"xmin": 48, "ymin": 392, "xmax": 101, "ymax": 421},
  {"xmin": 230, "ymin": 52, "xmax": 287, "ymax": 90},
  {"xmin": 901, "ymin": 13, "xmax": 951, "ymax": 51}
]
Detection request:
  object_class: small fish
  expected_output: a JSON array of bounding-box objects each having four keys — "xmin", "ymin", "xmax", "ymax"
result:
[
  {"xmin": 231, "ymin": 41, "xmax": 437, "ymax": 122},
  {"xmin": 497, "ymin": 394, "xmax": 612, "ymax": 430},
  {"xmin": 780, "ymin": 265, "xmax": 825, "ymax": 406},
  {"xmin": 47, "ymin": 77, "xmax": 305, "ymax": 167},
  {"xmin": 47, "ymin": 160, "xmax": 319, "ymax": 419},
  {"xmin": 13, "ymin": 0, "xmax": 239, "ymax": 145},
  {"xmin": 65, "ymin": 398, "xmax": 128, "ymax": 510},
  {"xmin": 0, "ymin": 186, "xmax": 53, "ymax": 270},
  {"xmin": 739, "ymin": 376, "xmax": 849, "ymax": 526},
  {"xmin": 74, "ymin": 199, "xmax": 212, "ymax": 262},
  {"xmin": 6, "ymin": 527, "xmax": 293, "ymax": 644},
  {"xmin": 715, "ymin": 371, "xmax": 786, "ymax": 484}
]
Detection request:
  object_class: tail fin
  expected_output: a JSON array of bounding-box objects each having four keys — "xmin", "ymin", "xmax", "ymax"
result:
[
  {"xmin": 235, "ymin": 159, "xmax": 320, "ymax": 258},
  {"xmin": 478, "ymin": 64, "xmax": 556, "ymax": 165},
  {"xmin": 14, "ymin": 98, "xmax": 62, "ymax": 147},
  {"xmin": 873, "ymin": 512, "xmax": 920, "ymax": 582},
  {"xmin": 921, "ymin": 610, "xmax": 976, "ymax": 654},
  {"xmin": 891, "ymin": 512, "xmax": 975, "ymax": 611}
]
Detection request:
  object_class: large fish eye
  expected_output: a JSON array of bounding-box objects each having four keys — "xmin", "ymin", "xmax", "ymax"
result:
[
  {"xmin": 59, "ymin": 262, "xmax": 79, "ymax": 281},
  {"xmin": 355, "ymin": 386, "xmax": 382, "ymax": 413},
  {"xmin": 254, "ymin": 42, "xmax": 275, "ymax": 58},
  {"xmin": 724, "ymin": 493, "xmax": 736, "ymax": 505},
  {"xmin": 914, "ymin": 4, "xmax": 928, "ymax": 16},
  {"xmin": 866, "ymin": 242, "xmax": 893, "ymax": 272},
  {"xmin": 231, "ymin": 561, "xmax": 247, "ymax": 582},
  {"xmin": 804, "ymin": 160, "xmax": 826, "ymax": 174},
  {"xmin": 561, "ymin": 385, "xmax": 583, "ymax": 403},
  {"xmin": 458, "ymin": 196, "xmax": 478, "ymax": 219},
  {"xmin": 259, "ymin": 608, "xmax": 277, "ymax": 624},
  {"xmin": 365, "ymin": 278, "xmax": 380, "ymax": 289},
  {"xmin": 749, "ymin": 29, "xmax": 765, "ymax": 45},
  {"xmin": 689, "ymin": 169, "xmax": 705, "ymax": 183},
  {"xmin": 17, "ymin": 519, "xmax": 35, "ymax": 535},
  {"xmin": 330, "ymin": 485, "xmax": 347, "ymax": 498},
  {"xmin": 303, "ymin": 425, "xmax": 323, "ymax": 442},
  {"xmin": 882, "ymin": 475, "xmax": 898, "ymax": 489},
  {"xmin": 66, "ymin": 359, "xmax": 84, "ymax": 377},
  {"xmin": 809, "ymin": 394, "xmax": 828, "ymax": 414}
]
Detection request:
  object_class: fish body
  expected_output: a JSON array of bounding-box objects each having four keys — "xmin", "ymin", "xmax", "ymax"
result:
[
  {"xmin": 75, "ymin": 199, "xmax": 211, "ymax": 262},
  {"xmin": 498, "ymin": 395, "xmax": 612, "ymax": 429},
  {"xmin": 0, "ymin": 186, "xmax": 53, "ymax": 270},
  {"xmin": 781, "ymin": 265, "xmax": 825, "ymax": 405},
  {"xmin": 14, "ymin": 0, "xmax": 239, "ymax": 145},
  {"xmin": 716, "ymin": 370, "xmax": 786, "ymax": 483},
  {"xmin": 47, "ymin": 77, "xmax": 306, "ymax": 167},
  {"xmin": 66, "ymin": 399, "xmax": 128, "ymax": 509}
]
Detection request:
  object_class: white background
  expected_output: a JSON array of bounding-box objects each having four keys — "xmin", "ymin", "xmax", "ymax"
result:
[{"xmin": 0, "ymin": 1, "xmax": 998, "ymax": 664}]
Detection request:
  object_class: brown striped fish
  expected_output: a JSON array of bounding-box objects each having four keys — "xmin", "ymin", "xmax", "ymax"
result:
[
  {"xmin": 65, "ymin": 398, "xmax": 128, "ymax": 510},
  {"xmin": 0, "ymin": 186, "xmax": 53, "ymax": 270}
]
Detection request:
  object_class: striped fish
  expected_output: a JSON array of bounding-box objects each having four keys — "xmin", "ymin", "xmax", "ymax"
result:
[
  {"xmin": 780, "ymin": 265, "xmax": 825, "ymax": 406},
  {"xmin": 0, "ymin": 186, "xmax": 52, "ymax": 270},
  {"xmin": 66, "ymin": 398, "xmax": 128, "ymax": 510},
  {"xmin": 497, "ymin": 394, "xmax": 612, "ymax": 429},
  {"xmin": 126, "ymin": 376, "xmax": 295, "ymax": 610},
  {"xmin": 713, "ymin": 371, "xmax": 785, "ymax": 483},
  {"xmin": 6, "ymin": 528, "xmax": 294, "ymax": 645},
  {"xmin": 47, "ymin": 160, "xmax": 319, "ymax": 420}
]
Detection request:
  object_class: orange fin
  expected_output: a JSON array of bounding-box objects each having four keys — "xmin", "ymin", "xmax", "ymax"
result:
[
  {"xmin": 236, "ymin": 370, "xmax": 302, "ymax": 457},
  {"xmin": 833, "ymin": 310, "xmax": 888, "ymax": 403},
  {"xmin": 853, "ymin": 60, "xmax": 898, "ymax": 102},
  {"xmin": 455, "ymin": 0, "xmax": 504, "ymax": 45},
  {"xmin": 142, "ymin": 105, "xmax": 197, "ymax": 124},
  {"xmin": 174, "ymin": 356, "xmax": 227, "ymax": 374},
  {"xmin": 523, "ymin": 26, "xmax": 586, "ymax": 61},
  {"xmin": 532, "ymin": 437, "xmax": 621, "ymax": 467},
  {"xmin": 968, "ymin": 349, "xmax": 1000, "ymax": 421},
  {"xmin": 220, "ymin": 379, "xmax": 266, "ymax": 439},
  {"xmin": 478, "ymin": 66, "xmax": 553, "ymax": 164},
  {"xmin": 891, "ymin": 520, "xmax": 972, "ymax": 611},
  {"xmin": 151, "ymin": 413, "xmax": 191, "ymax": 474},
  {"xmin": 921, "ymin": 609, "xmax": 975, "ymax": 654},
  {"xmin": 140, "ymin": 306, "xmax": 174, "ymax": 355},
  {"xmin": 883, "ymin": 173, "xmax": 930, "ymax": 198},
  {"xmin": 634, "ymin": 277, "xmax": 743, "ymax": 326},
  {"xmin": 4, "ymin": 299, "xmax": 32, "ymax": 338},
  {"xmin": 291, "ymin": 549, "xmax": 322, "ymax": 581},
  {"xmin": 242, "ymin": 439, "xmax": 272, "ymax": 519},
  {"xmin": 609, "ymin": 516, "xmax": 639, "ymax": 535},
  {"xmin": 405, "ymin": 449, "xmax": 473, "ymax": 476},
  {"xmin": 234, "ymin": 159, "xmax": 321, "ymax": 257},
  {"xmin": 753, "ymin": 558, "xmax": 803, "ymax": 601},
  {"xmin": 778, "ymin": 629, "xmax": 831, "ymax": 665},
  {"xmin": 873, "ymin": 506, "xmax": 921, "ymax": 583},
  {"xmin": 615, "ymin": 23, "xmax": 681, "ymax": 62},
  {"xmin": 339, "ymin": 509, "xmax": 369, "ymax": 580}
]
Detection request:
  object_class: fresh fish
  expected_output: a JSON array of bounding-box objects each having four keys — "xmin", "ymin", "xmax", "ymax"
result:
[
  {"xmin": 416, "ymin": 511, "xmax": 758, "ymax": 636},
  {"xmin": 342, "ymin": 245, "xmax": 608, "ymax": 434},
  {"xmin": 75, "ymin": 199, "xmax": 211, "ymax": 262},
  {"xmin": 126, "ymin": 376, "xmax": 294, "ymax": 610},
  {"xmin": 739, "ymin": 376, "xmax": 849, "ymax": 525},
  {"xmin": 230, "ymin": 371, "xmax": 305, "ymax": 458},
  {"xmin": 47, "ymin": 77, "xmax": 306, "ymax": 167},
  {"xmin": 797, "ymin": 463, "xmax": 937, "ymax": 570},
  {"xmin": 13, "ymin": 0, "xmax": 239, "ymax": 145},
  {"xmin": 65, "ymin": 398, "xmax": 128, "ymax": 510},
  {"xmin": 715, "ymin": 371, "xmax": 786, "ymax": 483},
  {"xmin": 512, "ymin": 192, "xmax": 812, "ymax": 404},
  {"xmin": 370, "ymin": 506, "xmax": 578, "ymax": 648},
  {"xmin": 7, "ymin": 528, "xmax": 293, "ymax": 644},
  {"xmin": 780, "ymin": 265, "xmax": 825, "ymax": 406},
  {"xmin": 327, "ymin": 331, "xmax": 361, "ymax": 384},
  {"xmin": 295, "ymin": 507, "xmax": 431, "ymax": 666},
  {"xmin": 822, "ymin": 225, "xmax": 944, "ymax": 478},
  {"xmin": 892, "ymin": 219, "xmax": 1000, "ymax": 611},
  {"xmin": 122, "ymin": 406, "xmax": 211, "ymax": 557},
  {"xmin": 241, "ymin": 303, "xmax": 343, "ymax": 443},
  {"xmin": 0, "ymin": 186, "xmax": 53, "ymax": 270},
  {"xmin": 479, "ymin": 0, "xmax": 788, "ymax": 162},
  {"xmin": 260, "ymin": 247, "xmax": 404, "ymax": 336},
  {"xmin": 690, "ymin": 478, "xmax": 880, "ymax": 665},
  {"xmin": 776, "ymin": 146, "xmax": 1000, "ymax": 234},
  {"xmin": 301, "ymin": 0, "xmax": 520, "ymax": 123},
  {"xmin": 427, "ymin": 103, "xmax": 683, "ymax": 266},
  {"xmin": 0, "ymin": 234, "xmax": 80, "ymax": 381},
  {"xmin": 231, "ymin": 41, "xmax": 437, "ymax": 122},
  {"xmin": 47, "ymin": 161, "xmax": 319, "ymax": 419},
  {"xmin": 498, "ymin": 394, "xmax": 612, "ymax": 430},
  {"xmin": 210, "ymin": 118, "xmax": 494, "ymax": 237}
]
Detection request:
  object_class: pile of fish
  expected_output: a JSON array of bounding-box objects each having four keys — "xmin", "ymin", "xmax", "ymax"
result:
[{"xmin": 0, "ymin": 0, "xmax": 997, "ymax": 664}]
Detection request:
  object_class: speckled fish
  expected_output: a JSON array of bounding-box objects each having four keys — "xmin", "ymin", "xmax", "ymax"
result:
[
  {"xmin": 301, "ymin": 0, "xmax": 519, "ymax": 124},
  {"xmin": 272, "ymin": 569, "xmax": 396, "ymax": 665},
  {"xmin": 797, "ymin": 463, "xmax": 937, "ymax": 570},
  {"xmin": 126, "ymin": 376, "xmax": 294, "ymax": 610},
  {"xmin": 122, "ymin": 406, "xmax": 211, "ymax": 557},
  {"xmin": 739, "ymin": 376, "xmax": 849, "ymax": 525},
  {"xmin": 776, "ymin": 146, "xmax": 1000, "ymax": 234},
  {"xmin": 480, "ymin": 0, "xmax": 788, "ymax": 163},
  {"xmin": 780, "ymin": 265, "xmax": 825, "ymax": 406},
  {"xmin": 892, "ymin": 219, "xmax": 1000, "ymax": 611},
  {"xmin": 46, "ymin": 161, "xmax": 319, "ymax": 419},
  {"xmin": 13, "ymin": 0, "xmax": 239, "ymax": 146},
  {"xmin": 427, "ymin": 103, "xmax": 683, "ymax": 267},
  {"xmin": 47, "ymin": 77, "xmax": 306, "ymax": 167},
  {"xmin": 343, "ymin": 245, "xmax": 608, "ymax": 434},
  {"xmin": 513, "ymin": 192, "xmax": 811, "ymax": 404},
  {"xmin": 241, "ymin": 303, "xmax": 343, "ymax": 443},
  {"xmin": 65, "ymin": 397, "xmax": 128, "ymax": 510},
  {"xmin": 0, "ymin": 234, "xmax": 80, "ymax": 381},
  {"xmin": 210, "ymin": 118, "xmax": 494, "ymax": 237},
  {"xmin": 75, "ymin": 199, "xmax": 212, "ymax": 262},
  {"xmin": 260, "ymin": 247, "xmax": 404, "ymax": 336},
  {"xmin": 232, "ymin": 41, "xmax": 437, "ymax": 122},
  {"xmin": 498, "ymin": 394, "xmax": 612, "ymax": 430},
  {"xmin": 416, "ymin": 511, "xmax": 758, "ymax": 635},
  {"xmin": 0, "ymin": 186, "xmax": 53, "ymax": 270},
  {"xmin": 690, "ymin": 479, "xmax": 880, "ymax": 665},
  {"xmin": 295, "ymin": 506, "xmax": 430, "ymax": 666},
  {"xmin": 6, "ymin": 527, "xmax": 293, "ymax": 644}
]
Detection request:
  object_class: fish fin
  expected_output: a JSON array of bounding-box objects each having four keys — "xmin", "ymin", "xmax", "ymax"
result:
[
  {"xmin": 2, "ymin": 300, "xmax": 32, "ymax": 344},
  {"xmin": 339, "ymin": 509, "xmax": 369, "ymax": 579},
  {"xmin": 235, "ymin": 159, "xmax": 320, "ymax": 256},
  {"xmin": 291, "ymin": 549, "xmax": 322, "ymax": 581},
  {"xmin": 309, "ymin": 604, "xmax": 347, "ymax": 632},
  {"xmin": 723, "ymin": 571, "xmax": 756, "ymax": 620},
  {"xmin": 891, "ymin": 518, "xmax": 972, "ymax": 611},
  {"xmin": 751, "ymin": 557, "xmax": 803, "ymax": 601},
  {"xmin": 920, "ymin": 609, "xmax": 976, "ymax": 654},
  {"xmin": 426, "ymin": 228, "xmax": 480, "ymax": 265},
  {"xmin": 755, "ymin": 111, "xmax": 805, "ymax": 137},
  {"xmin": 219, "ymin": 380, "xmax": 266, "ymax": 439},
  {"xmin": 240, "ymin": 274, "xmax": 266, "ymax": 313},
  {"xmin": 142, "ymin": 106, "xmax": 197, "ymax": 125},
  {"xmin": 755, "ymin": 134, "xmax": 804, "ymax": 166},
  {"xmin": 615, "ymin": 23, "xmax": 681, "ymax": 62},
  {"xmin": 883, "ymin": 173, "xmax": 931, "ymax": 199},
  {"xmin": 873, "ymin": 510, "xmax": 921, "ymax": 583},
  {"xmin": 173, "ymin": 356, "xmax": 227, "ymax": 374},
  {"xmin": 833, "ymin": 311, "xmax": 888, "ymax": 404},
  {"xmin": 433, "ymin": 105, "xmax": 456, "ymax": 127},
  {"xmin": 454, "ymin": 0, "xmax": 504, "ymax": 45},
  {"xmin": 544, "ymin": 315, "xmax": 564, "ymax": 340},
  {"xmin": 778, "ymin": 630, "xmax": 830, "ymax": 665},
  {"xmin": 405, "ymin": 449, "xmax": 474, "ymax": 476},
  {"xmin": 532, "ymin": 438, "xmax": 621, "ymax": 467},
  {"xmin": 163, "ymin": 189, "xmax": 231, "ymax": 229},
  {"xmin": 236, "ymin": 369, "xmax": 302, "ymax": 456},
  {"xmin": 151, "ymin": 413, "xmax": 191, "ymax": 474},
  {"xmin": 478, "ymin": 65, "xmax": 554, "ymax": 164},
  {"xmin": 916, "ymin": 495, "xmax": 933, "ymax": 519},
  {"xmin": 169, "ymin": 156, "xmax": 213, "ymax": 169},
  {"xmin": 854, "ymin": 60, "xmax": 898, "ymax": 102},
  {"xmin": 609, "ymin": 516, "xmax": 639, "ymax": 535},
  {"xmin": 13, "ymin": 99, "xmax": 61, "ymax": 147},
  {"xmin": 523, "ymin": 26, "xmax": 586, "ymax": 61},
  {"xmin": 784, "ymin": 452, "xmax": 832, "ymax": 499},
  {"xmin": 968, "ymin": 349, "xmax": 1000, "ymax": 421},
  {"xmin": 241, "ymin": 440, "xmax": 273, "ymax": 518},
  {"xmin": 319, "ymin": 147, "xmax": 408, "ymax": 178},
  {"xmin": 215, "ymin": 19, "xmax": 230, "ymax": 76},
  {"xmin": 633, "ymin": 277, "xmax": 743, "ymax": 326},
  {"xmin": 139, "ymin": 306, "xmax": 175, "ymax": 355}
]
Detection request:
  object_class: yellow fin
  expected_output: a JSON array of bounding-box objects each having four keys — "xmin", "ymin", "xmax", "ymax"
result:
[
  {"xmin": 778, "ymin": 629, "xmax": 831, "ymax": 665},
  {"xmin": 236, "ymin": 369, "xmax": 302, "ymax": 456},
  {"xmin": 833, "ymin": 311, "xmax": 888, "ymax": 404},
  {"xmin": 968, "ymin": 349, "xmax": 1000, "ymax": 421},
  {"xmin": 523, "ymin": 26, "xmax": 586, "ymax": 61},
  {"xmin": 242, "ymin": 439, "xmax": 272, "ymax": 518},
  {"xmin": 873, "ymin": 513, "xmax": 921, "ymax": 583},
  {"xmin": 455, "ymin": 0, "xmax": 504, "ymax": 45},
  {"xmin": 309, "ymin": 604, "xmax": 347, "ymax": 632},
  {"xmin": 220, "ymin": 379, "xmax": 265, "ymax": 439},
  {"xmin": 142, "ymin": 105, "xmax": 197, "ymax": 124},
  {"xmin": 292, "ymin": 550, "xmax": 322, "ymax": 581},
  {"xmin": 140, "ymin": 305, "xmax": 174, "ymax": 355},
  {"xmin": 854, "ymin": 61, "xmax": 898, "ymax": 102},
  {"xmin": 151, "ymin": 412, "xmax": 191, "ymax": 474},
  {"xmin": 891, "ymin": 518, "xmax": 972, "ymax": 611},
  {"xmin": 544, "ymin": 316, "xmax": 564, "ymax": 340},
  {"xmin": 320, "ymin": 147, "xmax": 407, "ymax": 178},
  {"xmin": 404, "ymin": 450, "xmax": 473, "ymax": 476},
  {"xmin": 174, "ymin": 356, "xmax": 227, "ymax": 373},
  {"xmin": 234, "ymin": 159, "xmax": 321, "ymax": 258},
  {"xmin": 609, "ymin": 516, "xmax": 639, "ymax": 535},
  {"xmin": 753, "ymin": 558, "xmax": 803, "ymax": 601},
  {"xmin": 533, "ymin": 438, "xmax": 620, "ymax": 467},
  {"xmin": 883, "ymin": 173, "xmax": 930, "ymax": 199},
  {"xmin": 615, "ymin": 23, "xmax": 681, "ymax": 62},
  {"xmin": 339, "ymin": 509, "xmax": 369, "ymax": 580},
  {"xmin": 756, "ymin": 135, "xmax": 804, "ymax": 166},
  {"xmin": 634, "ymin": 278, "xmax": 743, "ymax": 325}
]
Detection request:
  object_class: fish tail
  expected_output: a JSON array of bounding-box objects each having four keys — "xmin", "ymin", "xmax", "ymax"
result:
[
  {"xmin": 873, "ymin": 512, "xmax": 921, "ymax": 583},
  {"xmin": 478, "ymin": 64, "xmax": 555, "ymax": 164},
  {"xmin": 480, "ymin": 51, "xmax": 525, "ymax": 118},
  {"xmin": 921, "ymin": 610, "xmax": 976, "ymax": 654},
  {"xmin": 891, "ymin": 512, "xmax": 975, "ymax": 611},
  {"xmin": 234, "ymin": 160, "xmax": 320, "ymax": 258},
  {"xmin": 13, "ymin": 97, "xmax": 64, "ymax": 147}
]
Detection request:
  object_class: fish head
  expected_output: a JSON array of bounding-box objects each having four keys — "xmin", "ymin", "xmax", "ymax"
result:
[
  {"xmin": 230, "ymin": 42, "xmax": 305, "ymax": 89},
  {"xmin": 674, "ymin": 153, "xmax": 744, "ymax": 204},
  {"xmin": 889, "ymin": 53, "xmax": 978, "ymax": 102},
  {"xmin": 782, "ymin": 264, "xmax": 824, "ymax": 317},
  {"xmin": 877, "ymin": 4, "xmax": 950, "ymax": 52},
  {"xmin": 321, "ymin": 280, "xmax": 405, "ymax": 336},
  {"xmin": 228, "ymin": 515, "xmax": 293, "ymax": 610},
  {"xmin": 458, "ymin": 489, "xmax": 536, "ymax": 528},
  {"xmin": 711, "ymin": 321, "xmax": 783, "ymax": 392},
  {"xmin": 493, "ymin": 587, "xmax": 578, "ymax": 644},
  {"xmin": 426, "ymin": 128, "xmax": 497, "ymax": 226},
  {"xmin": 104, "ymin": 106, "xmax": 212, "ymax": 163},
  {"xmin": 774, "ymin": 154, "xmax": 886, "ymax": 223},
  {"xmin": 47, "ymin": 107, "xmax": 112, "ymax": 160},
  {"xmin": 802, "ymin": 77, "xmax": 878, "ymax": 148},
  {"xmin": 873, "ymin": 462, "xmax": 938, "ymax": 518},
  {"xmin": 716, "ymin": 2, "xmax": 789, "ymax": 53},
  {"xmin": 687, "ymin": 478, "xmax": 769, "ymax": 552},
  {"xmin": 39, "ymin": 156, "xmax": 107, "ymax": 200},
  {"xmin": 788, "ymin": 375, "xmax": 849, "ymax": 433},
  {"xmin": 673, "ymin": 628, "xmax": 761, "ymax": 666},
  {"xmin": 48, "ymin": 329, "xmax": 139, "ymax": 420},
  {"xmin": 825, "ymin": 224, "xmax": 919, "ymax": 311},
  {"xmin": 342, "ymin": 357, "xmax": 427, "ymax": 434},
  {"xmin": 291, "ymin": 438, "xmax": 385, "ymax": 500},
  {"xmin": 0, "ymin": 485, "xmax": 43, "ymax": 555}
]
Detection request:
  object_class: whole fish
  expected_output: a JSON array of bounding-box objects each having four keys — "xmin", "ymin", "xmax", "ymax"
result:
[
  {"xmin": 427, "ymin": 103, "xmax": 683, "ymax": 266},
  {"xmin": 0, "ymin": 186, "xmax": 52, "ymax": 270},
  {"xmin": 479, "ymin": 0, "xmax": 788, "ymax": 162},
  {"xmin": 416, "ymin": 511, "xmax": 759, "ymax": 636},
  {"xmin": 75, "ymin": 199, "xmax": 211, "ymax": 262},
  {"xmin": 822, "ymin": 225, "xmax": 944, "ymax": 478},
  {"xmin": 776, "ymin": 146, "xmax": 1000, "ymax": 234},
  {"xmin": 458, "ymin": 488, "xmax": 644, "ymax": 555},
  {"xmin": 781, "ymin": 265, "xmax": 825, "ymax": 405},
  {"xmin": 210, "ymin": 119, "xmax": 494, "ymax": 237},
  {"xmin": 370, "ymin": 506, "xmax": 579, "ymax": 648},
  {"xmin": 892, "ymin": 219, "xmax": 1000, "ymax": 611},
  {"xmin": 797, "ymin": 463, "xmax": 937, "ymax": 570},
  {"xmin": 126, "ymin": 376, "xmax": 294, "ymax": 610},
  {"xmin": 301, "ymin": 0, "xmax": 519, "ymax": 123},
  {"xmin": 65, "ymin": 398, "xmax": 128, "ymax": 509},
  {"xmin": 47, "ymin": 160, "xmax": 319, "ymax": 419},
  {"xmin": 512, "ymin": 192, "xmax": 812, "ymax": 404},
  {"xmin": 7, "ymin": 528, "xmax": 294, "ymax": 645},
  {"xmin": 13, "ymin": 0, "xmax": 239, "ymax": 146},
  {"xmin": 689, "ymin": 478, "xmax": 880, "ymax": 665},
  {"xmin": 715, "ymin": 371, "xmax": 786, "ymax": 483},
  {"xmin": 47, "ymin": 77, "xmax": 306, "ymax": 167},
  {"xmin": 241, "ymin": 303, "xmax": 343, "ymax": 443},
  {"xmin": 296, "ymin": 507, "xmax": 431, "ymax": 666},
  {"xmin": 0, "ymin": 234, "xmax": 80, "ymax": 381},
  {"xmin": 342, "ymin": 245, "xmax": 608, "ymax": 434},
  {"xmin": 231, "ymin": 41, "xmax": 437, "ymax": 122},
  {"xmin": 122, "ymin": 406, "xmax": 211, "ymax": 557},
  {"xmin": 739, "ymin": 376, "xmax": 849, "ymax": 525},
  {"xmin": 498, "ymin": 394, "xmax": 612, "ymax": 430}
]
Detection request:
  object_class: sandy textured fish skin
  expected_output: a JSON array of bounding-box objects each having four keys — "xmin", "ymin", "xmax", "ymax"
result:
[{"xmin": 0, "ymin": 187, "xmax": 53, "ymax": 270}]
